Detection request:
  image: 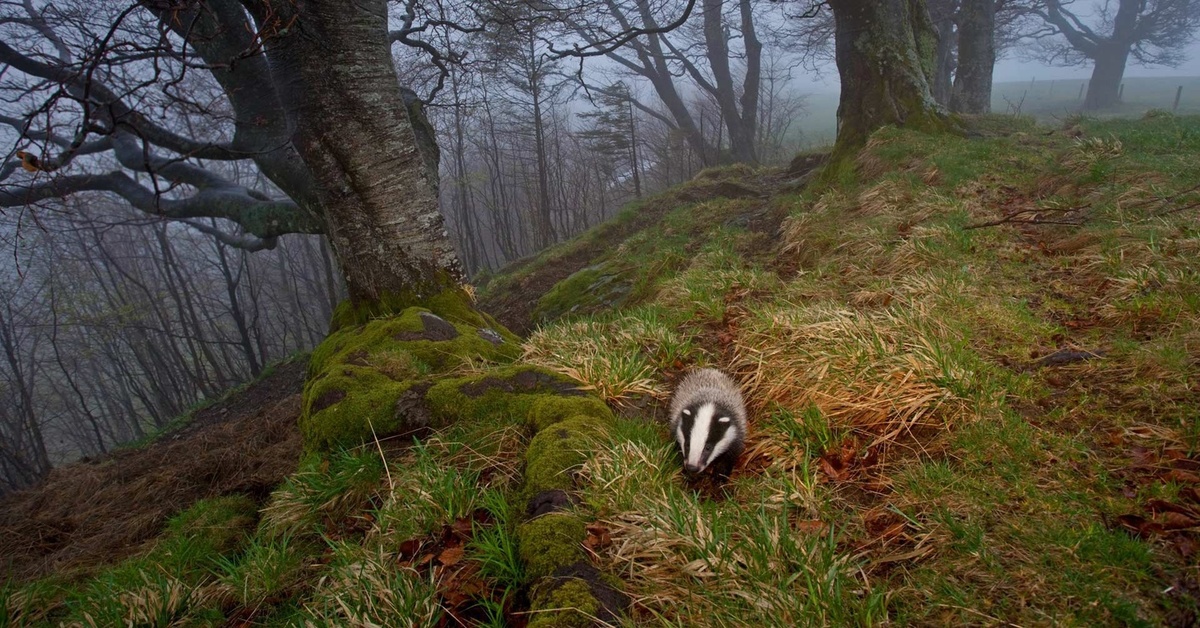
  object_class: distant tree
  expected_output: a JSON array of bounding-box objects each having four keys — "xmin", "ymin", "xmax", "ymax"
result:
[
  {"xmin": 567, "ymin": 0, "xmax": 767, "ymax": 165},
  {"xmin": 578, "ymin": 83, "xmax": 644, "ymax": 199},
  {"xmin": 951, "ymin": 0, "xmax": 997, "ymax": 112},
  {"xmin": 1029, "ymin": 0, "xmax": 1200, "ymax": 110}
]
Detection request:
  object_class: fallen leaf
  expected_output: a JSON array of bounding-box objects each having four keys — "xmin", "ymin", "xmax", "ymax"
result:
[
  {"xmin": 1166, "ymin": 469, "xmax": 1200, "ymax": 484},
  {"xmin": 584, "ymin": 525, "xmax": 612, "ymax": 551},
  {"xmin": 438, "ymin": 546, "xmax": 465, "ymax": 566},
  {"xmin": 451, "ymin": 517, "xmax": 474, "ymax": 539},
  {"xmin": 1116, "ymin": 514, "xmax": 1164, "ymax": 539},
  {"xmin": 1170, "ymin": 534, "xmax": 1197, "ymax": 559},
  {"xmin": 1160, "ymin": 512, "xmax": 1200, "ymax": 531},
  {"xmin": 794, "ymin": 520, "xmax": 826, "ymax": 534},
  {"xmin": 398, "ymin": 538, "xmax": 423, "ymax": 560},
  {"xmin": 1147, "ymin": 499, "xmax": 1199, "ymax": 517},
  {"xmin": 1130, "ymin": 446, "xmax": 1158, "ymax": 468}
]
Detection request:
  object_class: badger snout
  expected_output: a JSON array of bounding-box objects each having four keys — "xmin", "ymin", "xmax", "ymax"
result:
[{"xmin": 682, "ymin": 461, "xmax": 703, "ymax": 475}]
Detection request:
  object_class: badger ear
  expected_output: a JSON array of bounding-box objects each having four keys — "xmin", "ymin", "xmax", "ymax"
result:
[
  {"xmin": 718, "ymin": 416, "xmax": 731, "ymax": 424},
  {"xmin": 682, "ymin": 408, "xmax": 692, "ymax": 416}
]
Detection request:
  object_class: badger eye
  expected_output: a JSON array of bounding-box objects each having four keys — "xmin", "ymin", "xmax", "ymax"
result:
[{"xmin": 718, "ymin": 417, "xmax": 731, "ymax": 424}]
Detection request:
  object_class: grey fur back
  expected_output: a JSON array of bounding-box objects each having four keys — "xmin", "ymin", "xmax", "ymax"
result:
[{"xmin": 668, "ymin": 368, "xmax": 747, "ymax": 432}]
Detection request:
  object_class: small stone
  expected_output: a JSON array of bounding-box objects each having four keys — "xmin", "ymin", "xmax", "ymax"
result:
[{"xmin": 478, "ymin": 328, "xmax": 504, "ymax": 345}]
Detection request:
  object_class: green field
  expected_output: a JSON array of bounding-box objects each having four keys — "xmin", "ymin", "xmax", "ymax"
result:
[{"xmin": 796, "ymin": 75, "xmax": 1200, "ymax": 150}]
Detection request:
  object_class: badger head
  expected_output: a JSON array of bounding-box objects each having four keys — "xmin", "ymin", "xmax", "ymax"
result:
[{"xmin": 675, "ymin": 400, "xmax": 740, "ymax": 474}]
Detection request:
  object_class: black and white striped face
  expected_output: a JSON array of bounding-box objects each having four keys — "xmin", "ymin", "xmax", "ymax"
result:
[{"xmin": 675, "ymin": 401, "xmax": 739, "ymax": 474}]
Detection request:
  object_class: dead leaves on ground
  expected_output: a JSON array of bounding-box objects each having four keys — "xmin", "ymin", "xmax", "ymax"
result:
[
  {"xmin": 1109, "ymin": 433, "xmax": 1200, "ymax": 559},
  {"xmin": 396, "ymin": 509, "xmax": 525, "ymax": 627}
]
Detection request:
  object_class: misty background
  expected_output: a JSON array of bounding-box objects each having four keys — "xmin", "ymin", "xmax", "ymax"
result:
[{"xmin": 1, "ymin": 0, "xmax": 1198, "ymax": 494}]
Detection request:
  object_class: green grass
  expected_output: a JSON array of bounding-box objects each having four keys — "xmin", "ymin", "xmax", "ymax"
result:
[
  {"xmin": 520, "ymin": 114, "xmax": 1200, "ymax": 625},
  {"xmin": 15, "ymin": 114, "xmax": 1200, "ymax": 626}
]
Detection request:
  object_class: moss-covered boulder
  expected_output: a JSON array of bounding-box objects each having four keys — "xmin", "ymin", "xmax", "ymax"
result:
[
  {"xmin": 301, "ymin": 300, "xmax": 521, "ymax": 451},
  {"xmin": 424, "ymin": 365, "xmax": 589, "ymax": 427}
]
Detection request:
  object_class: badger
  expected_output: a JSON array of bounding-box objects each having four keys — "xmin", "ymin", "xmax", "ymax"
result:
[{"xmin": 668, "ymin": 368, "xmax": 747, "ymax": 478}]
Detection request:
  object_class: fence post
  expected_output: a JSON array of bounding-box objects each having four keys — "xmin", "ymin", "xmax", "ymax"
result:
[
  {"xmin": 1118, "ymin": 83, "xmax": 1124, "ymax": 102},
  {"xmin": 1174, "ymin": 86, "xmax": 1184, "ymax": 112},
  {"xmin": 1078, "ymin": 83, "xmax": 1086, "ymax": 101}
]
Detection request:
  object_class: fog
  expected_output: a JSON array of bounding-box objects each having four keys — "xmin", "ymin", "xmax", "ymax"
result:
[{"xmin": 793, "ymin": 40, "xmax": 1200, "ymax": 94}]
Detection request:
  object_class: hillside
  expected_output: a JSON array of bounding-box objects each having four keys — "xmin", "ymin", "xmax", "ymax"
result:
[{"xmin": 4, "ymin": 112, "xmax": 1200, "ymax": 626}]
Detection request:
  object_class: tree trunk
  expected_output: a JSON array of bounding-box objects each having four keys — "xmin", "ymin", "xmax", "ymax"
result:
[
  {"xmin": 1083, "ymin": 44, "xmax": 1131, "ymax": 110},
  {"xmin": 950, "ymin": 0, "xmax": 995, "ymax": 113},
  {"xmin": 256, "ymin": 0, "xmax": 463, "ymax": 303},
  {"xmin": 932, "ymin": 12, "xmax": 956, "ymax": 105},
  {"xmin": 828, "ymin": 0, "xmax": 951, "ymax": 155}
]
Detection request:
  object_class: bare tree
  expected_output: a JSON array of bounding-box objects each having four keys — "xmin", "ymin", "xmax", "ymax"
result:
[{"xmin": 1029, "ymin": 0, "xmax": 1200, "ymax": 110}]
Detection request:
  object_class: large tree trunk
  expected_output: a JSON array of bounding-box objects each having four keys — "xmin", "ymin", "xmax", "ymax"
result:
[
  {"xmin": 950, "ymin": 0, "xmax": 996, "ymax": 113},
  {"xmin": 828, "ymin": 0, "xmax": 951, "ymax": 154},
  {"xmin": 931, "ymin": 11, "xmax": 956, "ymax": 105},
  {"xmin": 1083, "ymin": 44, "xmax": 1131, "ymax": 110},
  {"xmin": 254, "ymin": 0, "xmax": 462, "ymax": 303}
]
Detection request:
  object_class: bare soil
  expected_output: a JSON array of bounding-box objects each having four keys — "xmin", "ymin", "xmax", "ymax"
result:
[{"xmin": 0, "ymin": 360, "xmax": 307, "ymax": 583}]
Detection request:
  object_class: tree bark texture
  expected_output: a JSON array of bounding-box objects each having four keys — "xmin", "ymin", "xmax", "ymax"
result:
[
  {"xmin": 932, "ymin": 12, "xmax": 956, "ymax": 105},
  {"xmin": 254, "ymin": 0, "xmax": 463, "ymax": 303},
  {"xmin": 950, "ymin": 0, "xmax": 996, "ymax": 113},
  {"xmin": 828, "ymin": 0, "xmax": 950, "ymax": 154}
]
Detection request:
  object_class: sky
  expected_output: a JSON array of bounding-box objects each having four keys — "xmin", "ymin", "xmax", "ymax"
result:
[{"xmin": 792, "ymin": 40, "xmax": 1200, "ymax": 95}]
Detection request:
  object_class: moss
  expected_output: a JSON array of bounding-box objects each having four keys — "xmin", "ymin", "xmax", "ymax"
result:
[
  {"xmin": 301, "ymin": 368, "xmax": 415, "ymax": 452},
  {"xmin": 523, "ymin": 415, "xmax": 603, "ymax": 499},
  {"xmin": 528, "ymin": 396, "xmax": 613, "ymax": 432},
  {"xmin": 526, "ymin": 579, "xmax": 599, "ymax": 628},
  {"xmin": 311, "ymin": 306, "xmax": 519, "ymax": 379},
  {"xmin": 517, "ymin": 513, "xmax": 587, "ymax": 582},
  {"xmin": 533, "ymin": 262, "xmax": 633, "ymax": 324},
  {"xmin": 424, "ymin": 365, "xmax": 585, "ymax": 426},
  {"xmin": 329, "ymin": 284, "xmax": 508, "ymax": 333},
  {"xmin": 302, "ymin": 304, "xmax": 522, "ymax": 451}
]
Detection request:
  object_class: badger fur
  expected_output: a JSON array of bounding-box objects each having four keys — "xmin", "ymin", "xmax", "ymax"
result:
[{"xmin": 668, "ymin": 368, "xmax": 747, "ymax": 478}]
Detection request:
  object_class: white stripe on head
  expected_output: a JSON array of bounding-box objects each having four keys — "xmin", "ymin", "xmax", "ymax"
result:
[
  {"xmin": 686, "ymin": 402, "xmax": 716, "ymax": 471},
  {"xmin": 705, "ymin": 425, "xmax": 739, "ymax": 469}
]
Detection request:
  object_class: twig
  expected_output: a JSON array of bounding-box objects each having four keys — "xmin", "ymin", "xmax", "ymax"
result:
[{"xmin": 963, "ymin": 204, "xmax": 1090, "ymax": 230}]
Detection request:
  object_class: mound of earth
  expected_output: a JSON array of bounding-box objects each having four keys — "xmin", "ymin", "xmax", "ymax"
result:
[{"xmin": 0, "ymin": 360, "xmax": 306, "ymax": 583}]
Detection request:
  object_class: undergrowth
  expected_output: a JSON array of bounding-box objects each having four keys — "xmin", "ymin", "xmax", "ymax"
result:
[{"xmin": 7, "ymin": 114, "xmax": 1200, "ymax": 626}]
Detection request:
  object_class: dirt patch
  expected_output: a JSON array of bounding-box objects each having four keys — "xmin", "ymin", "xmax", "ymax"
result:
[{"xmin": 0, "ymin": 361, "xmax": 307, "ymax": 583}]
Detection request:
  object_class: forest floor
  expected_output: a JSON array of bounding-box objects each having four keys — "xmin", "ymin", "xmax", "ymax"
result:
[
  {"xmin": 0, "ymin": 359, "xmax": 305, "ymax": 584},
  {"xmin": 4, "ymin": 113, "xmax": 1200, "ymax": 626}
]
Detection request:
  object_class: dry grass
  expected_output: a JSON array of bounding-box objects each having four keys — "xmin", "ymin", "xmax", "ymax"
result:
[
  {"xmin": 731, "ymin": 303, "xmax": 976, "ymax": 451},
  {"xmin": 522, "ymin": 317, "xmax": 684, "ymax": 403}
]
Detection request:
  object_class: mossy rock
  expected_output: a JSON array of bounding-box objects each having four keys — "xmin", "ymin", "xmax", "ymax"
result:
[
  {"xmin": 424, "ymin": 365, "xmax": 587, "ymax": 427},
  {"xmin": 301, "ymin": 304, "xmax": 521, "ymax": 451},
  {"xmin": 522, "ymin": 415, "xmax": 604, "ymax": 502},
  {"xmin": 528, "ymin": 396, "xmax": 614, "ymax": 433},
  {"xmin": 526, "ymin": 579, "xmax": 598, "ymax": 628},
  {"xmin": 328, "ymin": 286, "xmax": 509, "ymax": 333},
  {"xmin": 517, "ymin": 513, "xmax": 587, "ymax": 582},
  {"xmin": 527, "ymin": 562, "xmax": 631, "ymax": 628}
]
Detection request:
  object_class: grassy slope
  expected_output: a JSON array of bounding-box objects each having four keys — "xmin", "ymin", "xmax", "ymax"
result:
[
  {"xmin": 5, "ymin": 113, "xmax": 1198, "ymax": 626},
  {"xmin": 518, "ymin": 112, "xmax": 1200, "ymax": 625}
]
